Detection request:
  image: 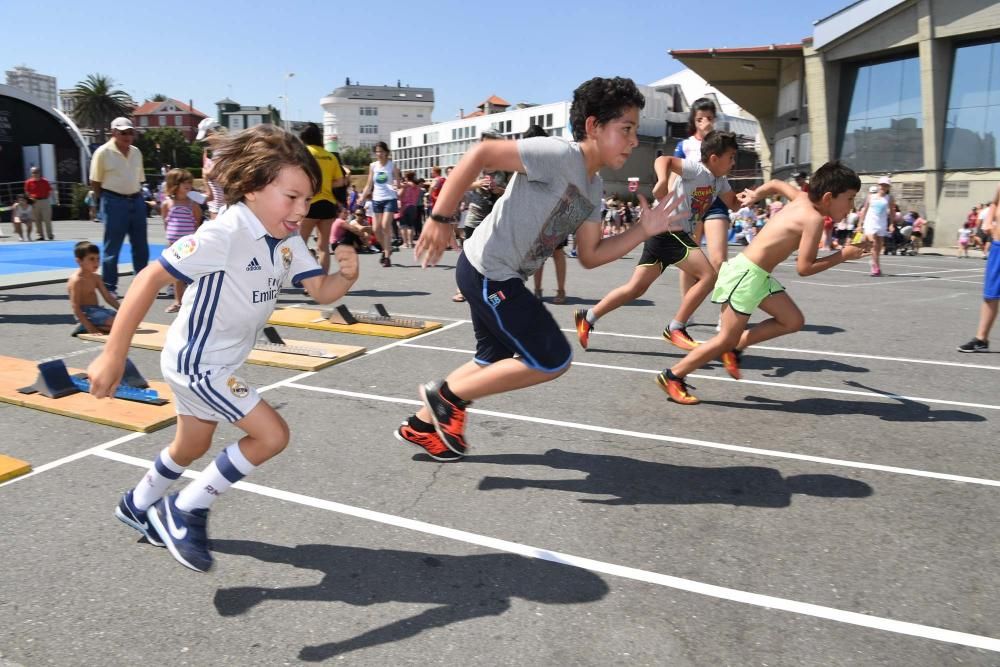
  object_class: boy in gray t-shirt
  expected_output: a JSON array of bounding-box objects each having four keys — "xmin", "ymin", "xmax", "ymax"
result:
[{"xmin": 396, "ymin": 76, "xmax": 687, "ymax": 461}]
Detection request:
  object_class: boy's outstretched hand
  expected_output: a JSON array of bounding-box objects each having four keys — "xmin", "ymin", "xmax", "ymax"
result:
[
  {"xmin": 414, "ymin": 219, "xmax": 453, "ymax": 268},
  {"xmin": 333, "ymin": 244, "xmax": 359, "ymax": 281},
  {"xmin": 637, "ymin": 193, "xmax": 687, "ymax": 237},
  {"xmin": 841, "ymin": 242, "xmax": 869, "ymax": 261},
  {"xmin": 736, "ymin": 188, "xmax": 758, "ymax": 207}
]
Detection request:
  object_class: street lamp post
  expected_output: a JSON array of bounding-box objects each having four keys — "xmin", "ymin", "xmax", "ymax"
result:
[{"xmin": 283, "ymin": 72, "xmax": 295, "ymax": 131}]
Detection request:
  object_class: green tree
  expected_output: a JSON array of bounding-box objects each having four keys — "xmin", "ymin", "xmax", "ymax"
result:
[
  {"xmin": 135, "ymin": 127, "xmax": 192, "ymax": 171},
  {"xmin": 151, "ymin": 93, "xmax": 167, "ymax": 102},
  {"xmin": 341, "ymin": 146, "xmax": 371, "ymax": 169},
  {"xmin": 71, "ymin": 74, "xmax": 135, "ymax": 142}
]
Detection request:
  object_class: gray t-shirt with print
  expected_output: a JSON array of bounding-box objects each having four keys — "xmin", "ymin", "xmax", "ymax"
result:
[
  {"xmin": 671, "ymin": 158, "xmax": 732, "ymax": 233},
  {"xmin": 462, "ymin": 137, "xmax": 603, "ymax": 281}
]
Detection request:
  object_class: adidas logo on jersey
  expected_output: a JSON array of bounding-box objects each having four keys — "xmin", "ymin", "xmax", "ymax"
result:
[{"xmin": 246, "ymin": 257, "xmax": 262, "ymax": 272}]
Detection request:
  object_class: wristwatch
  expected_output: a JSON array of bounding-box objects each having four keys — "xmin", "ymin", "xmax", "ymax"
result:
[{"xmin": 430, "ymin": 213, "xmax": 457, "ymax": 223}]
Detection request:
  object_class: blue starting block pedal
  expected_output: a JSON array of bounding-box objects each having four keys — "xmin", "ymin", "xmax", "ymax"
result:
[{"xmin": 17, "ymin": 358, "xmax": 167, "ymax": 405}]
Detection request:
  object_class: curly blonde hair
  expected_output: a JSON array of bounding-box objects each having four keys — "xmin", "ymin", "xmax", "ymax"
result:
[{"xmin": 207, "ymin": 125, "xmax": 320, "ymax": 204}]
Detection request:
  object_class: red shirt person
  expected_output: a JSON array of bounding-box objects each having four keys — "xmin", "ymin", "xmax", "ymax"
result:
[{"xmin": 24, "ymin": 167, "xmax": 54, "ymax": 240}]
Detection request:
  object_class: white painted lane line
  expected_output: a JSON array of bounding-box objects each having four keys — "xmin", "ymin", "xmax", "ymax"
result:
[
  {"xmin": 400, "ymin": 343, "xmax": 1000, "ymax": 411},
  {"xmin": 281, "ymin": 383, "xmax": 1000, "ymax": 488},
  {"xmin": 0, "ymin": 432, "xmax": 144, "ymax": 488},
  {"xmin": 92, "ymin": 448, "xmax": 1000, "ymax": 653},
  {"xmin": 557, "ymin": 328, "xmax": 1000, "ymax": 372}
]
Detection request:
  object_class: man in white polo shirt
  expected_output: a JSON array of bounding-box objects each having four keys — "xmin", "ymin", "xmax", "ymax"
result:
[{"xmin": 90, "ymin": 116, "xmax": 147, "ymax": 298}]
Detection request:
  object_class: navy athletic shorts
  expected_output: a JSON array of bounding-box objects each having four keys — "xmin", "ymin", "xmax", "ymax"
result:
[{"xmin": 455, "ymin": 252, "xmax": 572, "ymax": 372}]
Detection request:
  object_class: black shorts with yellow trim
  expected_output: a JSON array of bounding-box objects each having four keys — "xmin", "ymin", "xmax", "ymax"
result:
[{"xmin": 637, "ymin": 231, "xmax": 700, "ymax": 272}]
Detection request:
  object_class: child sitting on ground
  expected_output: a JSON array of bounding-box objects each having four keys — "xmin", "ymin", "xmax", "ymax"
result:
[
  {"xmin": 12, "ymin": 194, "xmax": 33, "ymax": 241},
  {"xmin": 68, "ymin": 241, "xmax": 121, "ymax": 335}
]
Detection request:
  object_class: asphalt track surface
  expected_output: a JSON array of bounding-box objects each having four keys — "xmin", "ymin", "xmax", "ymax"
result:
[{"xmin": 1, "ymin": 223, "xmax": 997, "ymax": 665}]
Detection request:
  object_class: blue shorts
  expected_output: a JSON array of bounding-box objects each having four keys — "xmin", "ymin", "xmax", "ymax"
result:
[
  {"xmin": 372, "ymin": 199, "xmax": 398, "ymax": 214},
  {"xmin": 80, "ymin": 305, "xmax": 116, "ymax": 327},
  {"xmin": 456, "ymin": 252, "xmax": 572, "ymax": 372},
  {"xmin": 703, "ymin": 196, "xmax": 729, "ymax": 221},
  {"xmin": 985, "ymin": 247, "xmax": 1000, "ymax": 300}
]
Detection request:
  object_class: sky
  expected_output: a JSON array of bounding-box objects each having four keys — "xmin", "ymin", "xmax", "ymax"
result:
[{"xmin": 4, "ymin": 0, "xmax": 850, "ymax": 127}]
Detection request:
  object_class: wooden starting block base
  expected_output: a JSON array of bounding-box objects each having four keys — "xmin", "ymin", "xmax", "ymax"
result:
[
  {"xmin": 79, "ymin": 323, "xmax": 367, "ymax": 371},
  {"xmin": 268, "ymin": 307, "xmax": 441, "ymax": 339},
  {"xmin": 0, "ymin": 355, "xmax": 176, "ymax": 433},
  {"xmin": 0, "ymin": 454, "xmax": 31, "ymax": 483}
]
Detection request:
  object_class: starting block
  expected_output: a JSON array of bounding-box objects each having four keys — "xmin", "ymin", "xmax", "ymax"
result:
[
  {"xmin": 268, "ymin": 304, "xmax": 441, "ymax": 339},
  {"xmin": 17, "ymin": 358, "xmax": 166, "ymax": 405},
  {"xmin": 0, "ymin": 454, "xmax": 31, "ymax": 484},
  {"xmin": 0, "ymin": 355, "xmax": 176, "ymax": 432},
  {"xmin": 79, "ymin": 322, "xmax": 365, "ymax": 371}
]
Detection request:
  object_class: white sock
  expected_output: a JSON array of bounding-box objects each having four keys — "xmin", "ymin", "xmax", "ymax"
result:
[
  {"xmin": 133, "ymin": 448, "xmax": 185, "ymax": 510},
  {"xmin": 175, "ymin": 443, "xmax": 256, "ymax": 512},
  {"xmin": 585, "ymin": 309, "xmax": 599, "ymax": 326}
]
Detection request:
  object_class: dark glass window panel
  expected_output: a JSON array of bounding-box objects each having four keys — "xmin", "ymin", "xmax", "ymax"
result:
[{"xmin": 944, "ymin": 39, "xmax": 1000, "ymax": 168}]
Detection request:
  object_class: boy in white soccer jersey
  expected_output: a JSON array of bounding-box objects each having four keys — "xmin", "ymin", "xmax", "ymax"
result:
[{"xmin": 87, "ymin": 125, "xmax": 359, "ymax": 572}]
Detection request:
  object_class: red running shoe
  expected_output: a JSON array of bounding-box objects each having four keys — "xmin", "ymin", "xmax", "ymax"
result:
[
  {"xmin": 656, "ymin": 370, "xmax": 700, "ymax": 405},
  {"xmin": 395, "ymin": 422, "xmax": 462, "ymax": 461},
  {"xmin": 721, "ymin": 349, "xmax": 742, "ymax": 380},
  {"xmin": 663, "ymin": 326, "xmax": 699, "ymax": 351},
  {"xmin": 574, "ymin": 309, "xmax": 594, "ymax": 349},
  {"xmin": 419, "ymin": 381, "xmax": 469, "ymax": 455}
]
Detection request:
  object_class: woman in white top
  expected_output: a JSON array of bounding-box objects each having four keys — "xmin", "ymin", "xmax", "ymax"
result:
[
  {"xmin": 362, "ymin": 141, "xmax": 402, "ymax": 267},
  {"xmin": 857, "ymin": 176, "xmax": 895, "ymax": 276}
]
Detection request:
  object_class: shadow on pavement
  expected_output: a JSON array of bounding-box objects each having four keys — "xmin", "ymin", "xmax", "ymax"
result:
[
  {"xmin": 211, "ymin": 540, "xmax": 609, "ymax": 661},
  {"xmin": 462, "ymin": 449, "xmax": 872, "ymax": 507}
]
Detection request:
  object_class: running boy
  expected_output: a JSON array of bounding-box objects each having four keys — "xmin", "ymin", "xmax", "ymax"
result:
[
  {"xmin": 399, "ymin": 77, "xmax": 686, "ymax": 461},
  {"xmin": 657, "ymin": 161, "xmax": 867, "ymax": 404},
  {"xmin": 957, "ymin": 185, "xmax": 1000, "ymax": 352},
  {"xmin": 87, "ymin": 125, "xmax": 360, "ymax": 572},
  {"xmin": 575, "ymin": 130, "xmax": 742, "ymax": 352},
  {"xmin": 68, "ymin": 241, "xmax": 121, "ymax": 335}
]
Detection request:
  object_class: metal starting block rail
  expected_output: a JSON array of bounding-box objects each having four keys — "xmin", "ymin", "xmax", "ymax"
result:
[
  {"xmin": 252, "ymin": 327, "xmax": 337, "ymax": 358},
  {"xmin": 323, "ymin": 304, "xmax": 426, "ymax": 329}
]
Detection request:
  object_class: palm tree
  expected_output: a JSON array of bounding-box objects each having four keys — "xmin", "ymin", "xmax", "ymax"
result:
[{"xmin": 71, "ymin": 74, "xmax": 135, "ymax": 142}]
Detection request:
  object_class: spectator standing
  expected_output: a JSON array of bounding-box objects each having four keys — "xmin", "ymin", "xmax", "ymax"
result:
[
  {"xmin": 299, "ymin": 123, "xmax": 347, "ymax": 276},
  {"xmin": 25, "ymin": 166, "xmax": 53, "ymax": 240},
  {"xmin": 196, "ymin": 118, "xmax": 227, "ymax": 220},
  {"xmin": 361, "ymin": 141, "xmax": 401, "ymax": 267},
  {"xmin": 90, "ymin": 117, "xmax": 147, "ymax": 298},
  {"xmin": 857, "ymin": 176, "xmax": 894, "ymax": 276}
]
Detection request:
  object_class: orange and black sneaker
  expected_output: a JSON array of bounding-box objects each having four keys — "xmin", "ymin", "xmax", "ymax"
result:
[
  {"xmin": 419, "ymin": 381, "xmax": 469, "ymax": 456},
  {"xmin": 574, "ymin": 309, "xmax": 594, "ymax": 349},
  {"xmin": 663, "ymin": 326, "xmax": 699, "ymax": 351},
  {"xmin": 720, "ymin": 349, "xmax": 742, "ymax": 380},
  {"xmin": 656, "ymin": 370, "xmax": 700, "ymax": 405},
  {"xmin": 395, "ymin": 420, "xmax": 462, "ymax": 461}
]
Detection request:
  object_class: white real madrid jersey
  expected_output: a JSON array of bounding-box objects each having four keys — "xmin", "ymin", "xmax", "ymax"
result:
[{"xmin": 158, "ymin": 202, "xmax": 323, "ymax": 374}]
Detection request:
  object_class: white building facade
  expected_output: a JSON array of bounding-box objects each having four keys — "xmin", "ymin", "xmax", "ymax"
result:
[
  {"xmin": 389, "ymin": 84, "xmax": 699, "ymax": 180},
  {"xmin": 320, "ymin": 81, "xmax": 434, "ymax": 151},
  {"xmin": 5, "ymin": 66, "xmax": 57, "ymax": 110}
]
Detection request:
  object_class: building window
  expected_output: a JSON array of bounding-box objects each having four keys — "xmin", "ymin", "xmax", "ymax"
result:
[
  {"xmin": 839, "ymin": 55, "xmax": 923, "ymax": 172},
  {"xmin": 360, "ymin": 125, "xmax": 379, "ymax": 134},
  {"xmin": 158, "ymin": 115, "xmax": 166, "ymax": 126},
  {"xmin": 231, "ymin": 115, "xmax": 244, "ymax": 130},
  {"xmin": 360, "ymin": 106, "xmax": 378, "ymax": 116},
  {"xmin": 943, "ymin": 181, "xmax": 970, "ymax": 198},
  {"xmin": 140, "ymin": 116, "xmax": 149, "ymax": 127},
  {"xmin": 943, "ymin": 38, "xmax": 1000, "ymax": 169},
  {"xmin": 546, "ymin": 113, "xmax": 553, "ymax": 127},
  {"xmin": 175, "ymin": 115, "xmax": 183, "ymax": 125}
]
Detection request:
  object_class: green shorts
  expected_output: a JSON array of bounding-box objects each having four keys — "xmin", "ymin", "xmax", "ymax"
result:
[{"xmin": 711, "ymin": 254, "xmax": 785, "ymax": 316}]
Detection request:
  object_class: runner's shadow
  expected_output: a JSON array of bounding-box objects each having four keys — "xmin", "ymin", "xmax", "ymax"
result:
[
  {"xmin": 799, "ymin": 324, "xmax": 846, "ymax": 335},
  {"xmin": 0, "ymin": 313, "xmax": 77, "ymax": 325},
  {"xmin": 739, "ymin": 356, "xmax": 869, "ymax": 378},
  {"xmin": 345, "ymin": 289, "xmax": 432, "ymax": 297},
  {"xmin": 703, "ymin": 381, "xmax": 984, "ymax": 422},
  {"xmin": 211, "ymin": 540, "xmax": 608, "ymax": 661},
  {"xmin": 456, "ymin": 449, "xmax": 872, "ymax": 507}
]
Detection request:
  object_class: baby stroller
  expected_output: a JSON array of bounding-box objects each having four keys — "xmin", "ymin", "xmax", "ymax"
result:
[{"xmin": 888, "ymin": 225, "xmax": 917, "ymax": 255}]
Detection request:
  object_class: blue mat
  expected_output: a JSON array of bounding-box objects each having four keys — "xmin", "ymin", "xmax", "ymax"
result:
[{"xmin": 0, "ymin": 241, "xmax": 165, "ymax": 276}]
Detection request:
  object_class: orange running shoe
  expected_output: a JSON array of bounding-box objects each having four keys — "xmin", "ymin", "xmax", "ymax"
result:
[
  {"xmin": 721, "ymin": 349, "xmax": 742, "ymax": 380},
  {"xmin": 663, "ymin": 326, "xmax": 699, "ymax": 351},
  {"xmin": 395, "ymin": 421, "xmax": 462, "ymax": 461},
  {"xmin": 656, "ymin": 370, "xmax": 700, "ymax": 405},
  {"xmin": 419, "ymin": 381, "xmax": 469, "ymax": 455},
  {"xmin": 574, "ymin": 309, "xmax": 594, "ymax": 349}
]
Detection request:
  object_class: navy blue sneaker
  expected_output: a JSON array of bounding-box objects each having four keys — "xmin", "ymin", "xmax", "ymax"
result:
[
  {"xmin": 115, "ymin": 490, "xmax": 164, "ymax": 547},
  {"xmin": 147, "ymin": 493, "xmax": 213, "ymax": 572}
]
